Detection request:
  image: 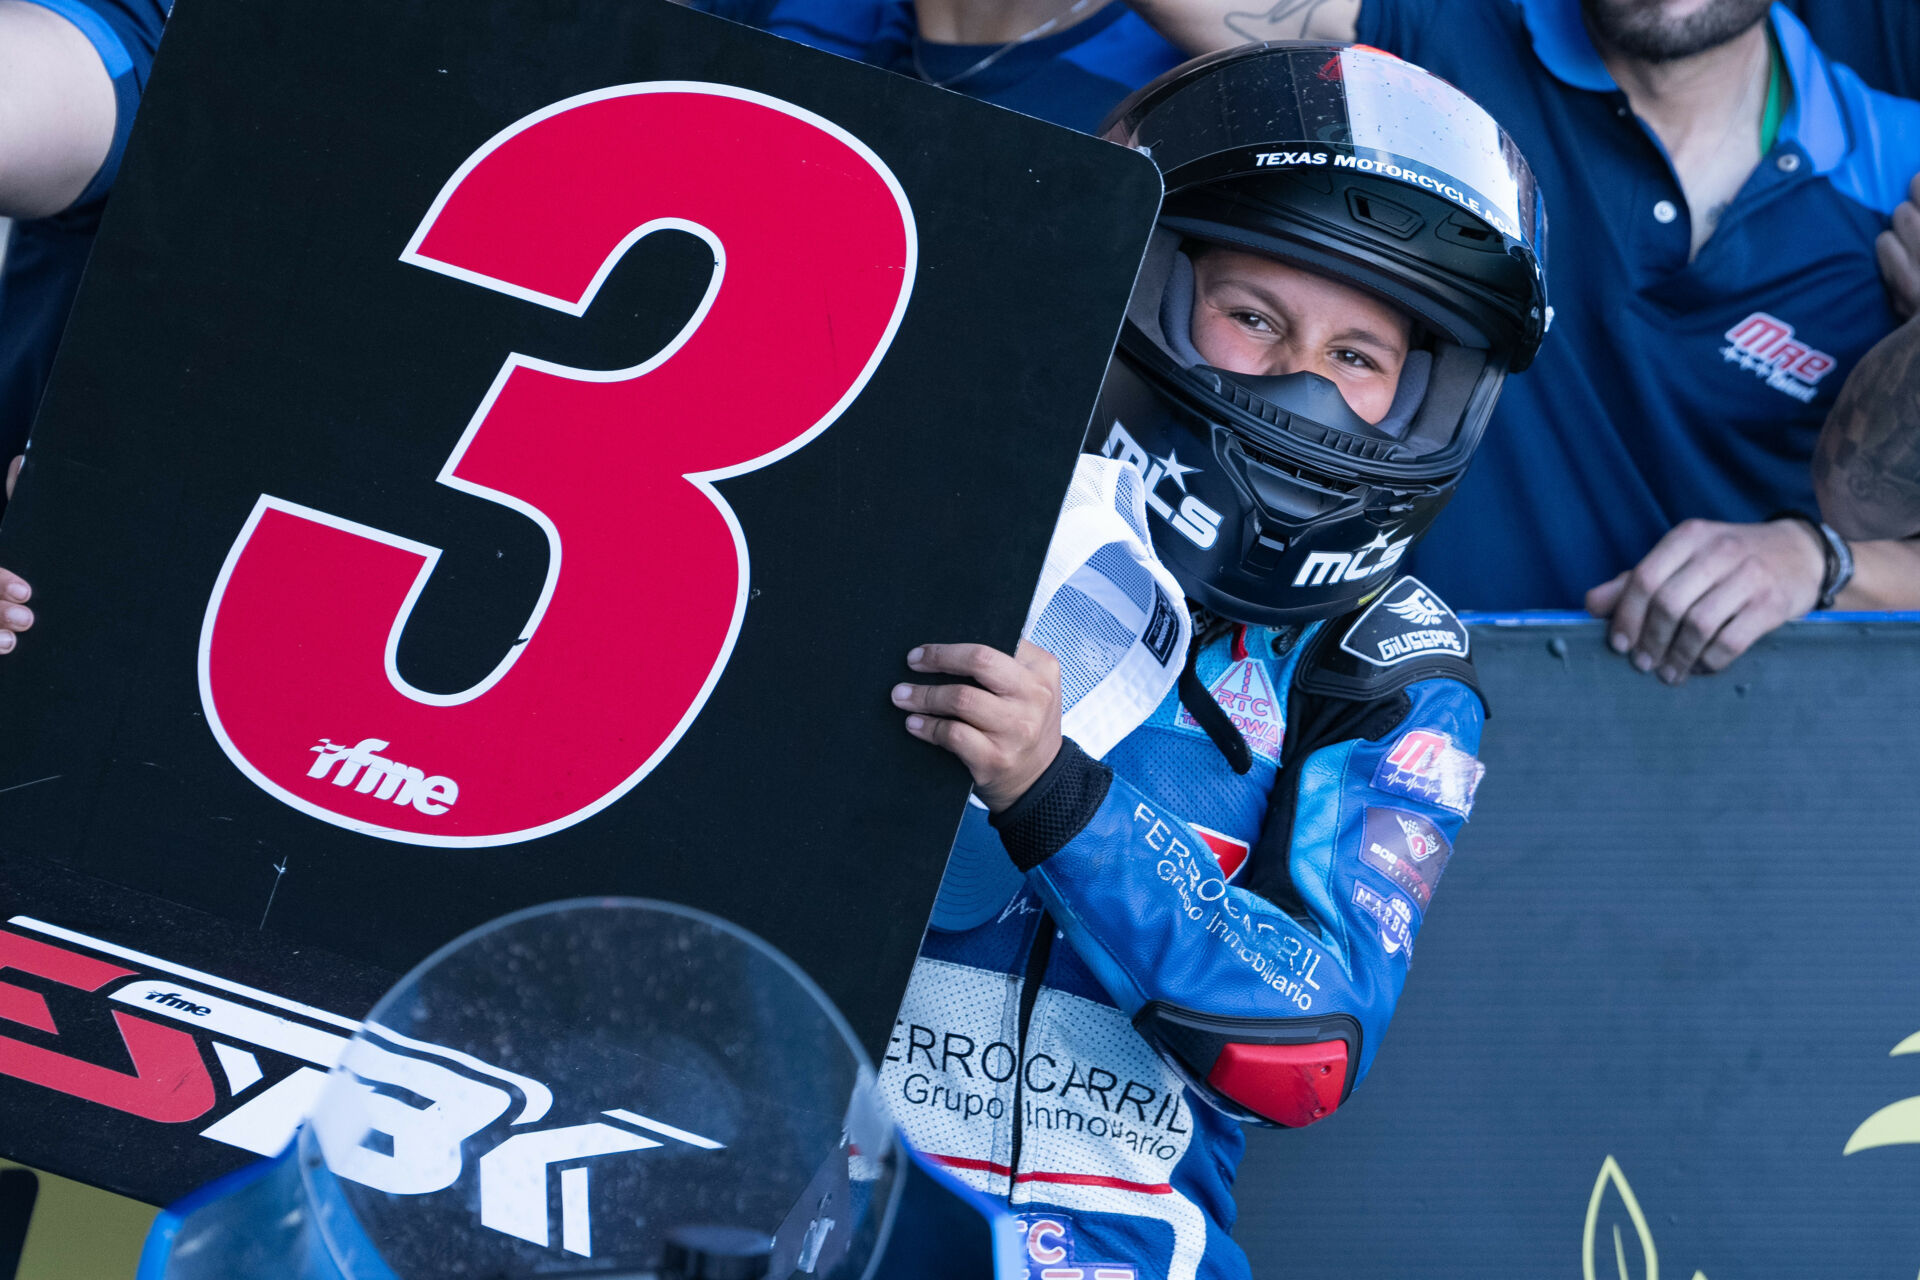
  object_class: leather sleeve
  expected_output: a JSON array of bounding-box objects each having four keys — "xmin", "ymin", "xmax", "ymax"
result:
[{"xmin": 1015, "ymin": 579, "xmax": 1488, "ymax": 1127}]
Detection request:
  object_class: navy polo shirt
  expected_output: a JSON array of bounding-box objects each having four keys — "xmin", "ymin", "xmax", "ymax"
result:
[
  {"xmin": 0, "ymin": 0, "xmax": 169, "ymax": 472},
  {"xmin": 1356, "ymin": 0, "xmax": 1920, "ymax": 609},
  {"xmin": 1783, "ymin": 0, "xmax": 1920, "ymax": 100},
  {"xmin": 760, "ymin": 0, "xmax": 1185, "ymax": 134}
]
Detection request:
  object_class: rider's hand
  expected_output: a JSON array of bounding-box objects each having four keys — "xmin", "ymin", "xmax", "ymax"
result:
[
  {"xmin": 1585, "ymin": 517, "xmax": 1822, "ymax": 685},
  {"xmin": 0, "ymin": 456, "xmax": 31, "ymax": 655},
  {"xmin": 892, "ymin": 640, "xmax": 1063, "ymax": 813}
]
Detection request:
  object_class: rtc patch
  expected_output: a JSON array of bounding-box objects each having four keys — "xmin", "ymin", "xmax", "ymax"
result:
[
  {"xmin": 1359, "ymin": 806, "xmax": 1452, "ymax": 910},
  {"xmin": 1372, "ymin": 729, "xmax": 1484, "ymax": 816},
  {"xmin": 1174, "ymin": 657, "xmax": 1284, "ymax": 761},
  {"xmin": 1339, "ymin": 576, "xmax": 1468, "ymax": 668}
]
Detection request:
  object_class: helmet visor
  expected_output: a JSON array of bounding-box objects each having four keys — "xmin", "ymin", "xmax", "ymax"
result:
[{"xmin": 1112, "ymin": 45, "xmax": 1543, "ymax": 263}]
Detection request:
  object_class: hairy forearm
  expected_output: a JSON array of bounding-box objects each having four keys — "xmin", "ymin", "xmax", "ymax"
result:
[
  {"xmin": 1126, "ymin": 0, "xmax": 1359, "ymax": 56},
  {"xmin": 1834, "ymin": 537, "xmax": 1920, "ymax": 610},
  {"xmin": 1813, "ymin": 316, "xmax": 1920, "ymax": 541},
  {"xmin": 0, "ymin": 0, "xmax": 117, "ymax": 219}
]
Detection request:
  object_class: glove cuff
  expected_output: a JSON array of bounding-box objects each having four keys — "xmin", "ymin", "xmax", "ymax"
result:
[{"xmin": 988, "ymin": 737, "xmax": 1111, "ymax": 872}]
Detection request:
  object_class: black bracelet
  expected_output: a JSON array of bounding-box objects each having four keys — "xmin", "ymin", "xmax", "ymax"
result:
[{"xmin": 1769, "ymin": 510, "xmax": 1854, "ymax": 610}]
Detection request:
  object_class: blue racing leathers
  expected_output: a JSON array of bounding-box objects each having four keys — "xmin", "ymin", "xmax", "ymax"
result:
[{"xmin": 878, "ymin": 577, "xmax": 1486, "ymax": 1280}]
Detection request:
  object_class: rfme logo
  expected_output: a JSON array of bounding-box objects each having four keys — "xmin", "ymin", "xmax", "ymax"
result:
[
  {"xmin": 142, "ymin": 990, "xmax": 212, "ymax": 1016},
  {"xmin": 308, "ymin": 738, "xmax": 459, "ymax": 816}
]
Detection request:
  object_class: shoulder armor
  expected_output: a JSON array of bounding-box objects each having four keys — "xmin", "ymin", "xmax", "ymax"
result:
[{"xmin": 1295, "ymin": 576, "xmax": 1483, "ymax": 707}]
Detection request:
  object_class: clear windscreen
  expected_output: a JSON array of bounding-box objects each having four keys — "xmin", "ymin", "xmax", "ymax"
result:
[{"xmin": 297, "ymin": 899, "xmax": 897, "ymax": 1279}]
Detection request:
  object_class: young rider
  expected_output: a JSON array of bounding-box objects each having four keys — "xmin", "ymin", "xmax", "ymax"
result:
[{"xmin": 887, "ymin": 43, "xmax": 1549, "ymax": 1280}]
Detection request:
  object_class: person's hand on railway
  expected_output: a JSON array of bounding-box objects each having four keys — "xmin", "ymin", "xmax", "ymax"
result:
[
  {"xmin": 1584, "ymin": 517, "xmax": 1823, "ymax": 685},
  {"xmin": 1879, "ymin": 173, "xmax": 1920, "ymax": 322},
  {"xmin": 892, "ymin": 640, "xmax": 1062, "ymax": 812},
  {"xmin": 0, "ymin": 456, "xmax": 33, "ymax": 654}
]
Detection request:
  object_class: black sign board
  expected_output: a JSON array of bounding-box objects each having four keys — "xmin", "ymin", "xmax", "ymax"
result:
[
  {"xmin": 0, "ymin": 0, "xmax": 1159, "ymax": 1202},
  {"xmin": 1236, "ymin": 618, "xmax": 1920, "ymax": 1278}
]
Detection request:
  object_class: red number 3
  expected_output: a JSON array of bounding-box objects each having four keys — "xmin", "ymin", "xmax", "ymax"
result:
[{"xmin": 200, "ymin": 85, "xmax": 917, "ymax": 845}]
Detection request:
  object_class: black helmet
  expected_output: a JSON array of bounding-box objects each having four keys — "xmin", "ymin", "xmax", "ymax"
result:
[{"xmin": 1090, "ymin": 42, "xmax": 1549, "ymax": 625}]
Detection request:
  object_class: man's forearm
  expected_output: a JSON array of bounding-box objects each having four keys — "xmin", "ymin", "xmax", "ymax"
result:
[
  {"xmin": 1126, "ymin": 0, "xmax": 1359, "ymax": 56},
  {"xmin": 0, "ymin": 0, "xmax": 117, "ymax": 219},
  {"xmin": 1835, "ymin": 537, "xmax": 1920, "ymax": 610}
]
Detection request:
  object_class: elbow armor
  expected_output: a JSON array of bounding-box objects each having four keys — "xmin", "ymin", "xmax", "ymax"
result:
[{"xmin": 1135, "ymin": 1003, "xmax": 1361, "ymax": 1128}]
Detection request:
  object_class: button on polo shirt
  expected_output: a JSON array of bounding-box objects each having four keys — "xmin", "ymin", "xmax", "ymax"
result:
[{"xmin": 1357, "ymin": 0, "xmax": 1920, "ymax": 609}]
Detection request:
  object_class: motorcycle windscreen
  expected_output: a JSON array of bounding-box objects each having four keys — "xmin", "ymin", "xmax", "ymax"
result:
[{"xmin": 149, "ymin": 900, "xmax": 901, "ymax": 1280}]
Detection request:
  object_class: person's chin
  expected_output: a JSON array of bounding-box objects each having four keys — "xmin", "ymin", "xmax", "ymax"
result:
[{"xmin": 1581, "ymin": 0, "xmax": 1769, "ymax": 62}]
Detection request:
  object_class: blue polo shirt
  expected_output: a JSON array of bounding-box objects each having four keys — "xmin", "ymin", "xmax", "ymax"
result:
[
  {"xmin": 0, "ymin": 0, "xmax": 168, "ymax": 478},
  {"xmin": 1356, "ymin": 0, "xmax": 1920, "ymax": 609},
  {"xmin": 760, "ymin": 0, "xmax": 1185, "ymax": 134}
]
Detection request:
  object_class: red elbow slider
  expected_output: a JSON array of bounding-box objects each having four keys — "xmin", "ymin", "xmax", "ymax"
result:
[
  {"xmin": 1134, "ymin": 1002, "xmax": 1361, "ymax": 1128},
  {"xmin": 1206, "ymin": 1039, "xmax": 1349, "ymax": 1127}
]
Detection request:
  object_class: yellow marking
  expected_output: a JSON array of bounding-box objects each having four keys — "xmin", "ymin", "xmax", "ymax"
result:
[
  {"xmin": 1843, "ymin": 1030, "xmax": 1920, "ymax": 1154},
  {"xmin": 1583, "ymin": 1155, "xmax": 1658, "ymax": 1280},
  {"xmin": 1844, "ymin": 1096, "xmax": 1920, "ymax": 1155}
]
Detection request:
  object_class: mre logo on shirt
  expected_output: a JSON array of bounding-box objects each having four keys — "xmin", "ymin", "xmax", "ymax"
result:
[{"xmin": 1721, "ymin": 312, "xmax": 1837, "ymax": 404}]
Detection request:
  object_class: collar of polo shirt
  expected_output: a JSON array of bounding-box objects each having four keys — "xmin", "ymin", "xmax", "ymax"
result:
[{"xmin": 1516, "ymin": 0, "xmax": 1848, "ymax": 173}]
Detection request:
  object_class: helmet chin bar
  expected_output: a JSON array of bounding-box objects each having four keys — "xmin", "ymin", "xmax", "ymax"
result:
[{"xmin": 1089, "ymin": 350, "xmax": 1454, "ymax": 629}]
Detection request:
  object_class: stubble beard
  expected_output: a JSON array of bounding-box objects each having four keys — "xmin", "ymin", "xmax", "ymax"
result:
[{"xmin": 1580, "ymin": 0, "xmax": 1771, "ymax": 62}]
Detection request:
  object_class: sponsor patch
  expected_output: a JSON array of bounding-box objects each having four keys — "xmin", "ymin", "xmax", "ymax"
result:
[
  {"xmin": 1173, "ymin": 658, "xmax": 1284, "ymax": 761},
  {"xmin": 1351, "ymin": 882, "xmax": 1414, "ymax": 956},
  {"xmin": 1099, "ymin": 421, "xmax": 1223, "ymax": 550},
  {"xmin": 1018, "ymin": 1215, "xmax": 1139, "ymax": 1279},
  {"xmin": 1135, "ymin": 800, "xmax": 1324, "ymax": 1011},
  {"xmin": 1141, "ymin": 589, "xmax": 1179, "ymax": 667},
  {"xmin": 878, "ymin": 958, "xmax": 1196, "ymax": 1200},
  {"xmin": 1290, "ymin": 527, "xmax": 1410, "ymax": 588},
  {"xmin": 1339, "ymin": 576, "xmax": 1468, "ymax": 668},
  {"xmin": 1191, "ymin": 823, "xmax": 1250, "ymax": 881},
  {"xmin": 1359, "ymin": 807, "xmax": 1451, "ymax": 910},
  {"xmin": 1372, "ymin": 729, "xmax": 1484, "ymax": 816}
]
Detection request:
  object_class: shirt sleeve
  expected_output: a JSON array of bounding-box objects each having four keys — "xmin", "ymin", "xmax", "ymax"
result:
[
  {"xmin": 758, "ymin": 0, "xmax": 913, "ymax": 64},
  {"xmin": 16, "ymin": 0, "xmax": 170, "ymax": 207}
]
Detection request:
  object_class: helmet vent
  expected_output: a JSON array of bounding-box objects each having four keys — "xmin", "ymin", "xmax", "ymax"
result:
[
  {"xmin": 1435, "ymin": 212, "xmax": 1504, "ymax": 253},
  {"xmin": 1237, "ymin": 424, "xmax": 1401, "ymax": 472},
  {"xmin": 1296, "ymin": 422, "xmax": 1404, "ymax": 461},
  {"xmin": 1344, "ymin": 189, "xmax": 1423, "ymax": 240}
]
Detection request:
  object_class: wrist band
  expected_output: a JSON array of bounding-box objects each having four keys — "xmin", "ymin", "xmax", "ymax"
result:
[{"xmin": 1769, "ymin": 510, "xmax": 1854, "ymax": 609}]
